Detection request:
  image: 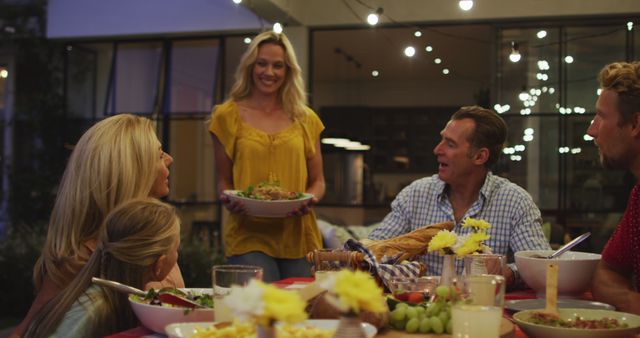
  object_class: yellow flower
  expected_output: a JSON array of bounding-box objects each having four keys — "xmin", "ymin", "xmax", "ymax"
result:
[
  {"xmin": 330, "ymin": 270, "xmax": 386, "ymax": 314},
  {"xmin": 461, "ymin": 218, "xmax": 491, "ymax": 230},
  {"xmin": 259, "ymin": 282, "xmax": 308, "ymax": 325},
  {"xmin": 454, "ymin": 237, "xmax": 482, "ymax": 256},
  {"xmin": 470, "ymin": 231, "xmax": 490, "ymax": 242},
  {"xmin": 427, "ymin": 230, "xmax": 457, "ymax": 254},
  {"xmin": 225, "ymin": 279, "xmax": 307, "ymax": 327}
]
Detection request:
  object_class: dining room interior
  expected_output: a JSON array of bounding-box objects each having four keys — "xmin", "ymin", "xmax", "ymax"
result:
[{"xmin": 0, "ymin": 0, "xmax": 639, "ymax": 333}]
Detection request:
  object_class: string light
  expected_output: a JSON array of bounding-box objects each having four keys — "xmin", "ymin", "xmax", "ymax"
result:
[
  {"xmin": 414, "ymin": 30, "xmax": 422, "ymax": 37},
  {"xmin": 404, "ymin": 46, "xmax": 416, "ymax": 57},
  {"xmin": 509, "ymin": 41, "xmax": 521, "ymax": 63},
  {"xmin": 243, "ymin": 37, "xmax": 251, "ymax": 44},
  {"xmin": 459, "ymin": 0, "xmax": 473, "ymax": 11},
  {"xmin": 628, "ymin": 21, "xmax": 634, "ymax": 31},
  {"xmin": 371, "ymin": 70, "xmax": 380, "ymax": 77},
  {"xmin": 367, "ymin": 8, "xmax": 383, "ymax": 26},
  {"xmin": 425, "ymin": 45, "xmax": 433, "ymax": 52},
  {"xmin": 536, "ymin": 30, "xmax": 547, "ymax": 39},
  {"xmin": 232, "ymin": 0, "xmax": 242, "ymax": 4},
  {"xmin": 273, "ymin": 22, "xmax": 283, "ymax": 34},
  {"xmin": 564, "ymin": 55, "xmax": 574, "ymax": 64}
]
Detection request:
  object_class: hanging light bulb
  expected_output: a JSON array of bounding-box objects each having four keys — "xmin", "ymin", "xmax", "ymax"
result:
[
  {"xmin": 519, "ymin": 86, "xmax": 530, "ymax": 101},
  {"xmin": 459, "ymin": 0, "xmax": 473, "ymax": 11},
  {"xmin": 367, "ymin": 8, "xmax": 383, "ymax": 26},
  {"xmin": 232, "ymin": 0, "xmax": 242, "ymax": 3},
  {"xmin": 509, "ymin": 41, "xmax": 521, "ymax": 63},
  {"xmin": 404, "ymin": 46, "xmax": 416, "ymax": 57},
  {"xmin": 273, "ymin": 22, "xmax": 283, "ymax": 34}
]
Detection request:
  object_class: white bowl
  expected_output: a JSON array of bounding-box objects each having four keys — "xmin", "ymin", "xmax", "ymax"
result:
[
  {"xmin": 515, "ymin": 250, "xmax": 601, "ymax": 298},
  {"xmin": 129, "ymin": 289, "xmax": 214, "ymax": 333},
  {"xmin": 223, "ymin": 190, "xmax": 313, "ymax": 218},
  {"xmin": 513, "ymin": 308, "xmax": 640, "ymax": 338}
]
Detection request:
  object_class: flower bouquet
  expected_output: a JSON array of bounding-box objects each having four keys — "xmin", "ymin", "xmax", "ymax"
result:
[
  {"xmin": 222, "ymin": 279, "xmax": 308, "ymax": 337},
  {"xmin": 427, "ymin": 217, "xmax": 492, "ymax": 285},
  {"xmin": 427, "ymin": 217, "xmax": 492, "ymax": 257},
  {"xmin": 318, "ymin": 270, "xmax": 387, "ymax": 338}
]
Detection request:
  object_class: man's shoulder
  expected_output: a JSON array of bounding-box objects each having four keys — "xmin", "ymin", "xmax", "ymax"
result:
[
  {"xmin": 486, "ymin": 174, "xmax": 532, "ymax": 200},
  {"xmin": 404, "ymin": 174, "xmax": 443, "ymax": 194}
]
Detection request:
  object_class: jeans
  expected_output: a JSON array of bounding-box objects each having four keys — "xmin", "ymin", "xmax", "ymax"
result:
[{"xmin": 227, "ymin": 251, "xmax": 312, "ymax": 282}]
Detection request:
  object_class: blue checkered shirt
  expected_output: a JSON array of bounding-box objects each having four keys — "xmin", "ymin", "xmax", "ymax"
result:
[{"xmin": 368, "ymin": 173, "xmax": 550, "ymax": 280}]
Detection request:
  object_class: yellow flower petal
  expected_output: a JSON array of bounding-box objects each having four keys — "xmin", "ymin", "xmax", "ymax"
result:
[
  {"xmin": 428, "ymin": 230, "xmax": 457, "ymax": 252},
  {"xmin": 332, "ymin": 270, "xmax": 386, "ymax": 314}
]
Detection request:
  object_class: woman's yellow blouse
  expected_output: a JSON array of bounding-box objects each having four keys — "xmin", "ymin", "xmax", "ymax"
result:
[{"xmin": 209, "ymin": 101, "xmax": 324, "ymax": 258}]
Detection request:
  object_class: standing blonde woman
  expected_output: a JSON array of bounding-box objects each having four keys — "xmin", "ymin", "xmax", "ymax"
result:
[
  {"xmin": 209, "ymin": 31, "xmax": 325, "ymax": 282},
  {"xmin": 12, "ymin": 114, "xmax": 183, "ymax": 337},
  {"xmin": 26, "ymin": 198, "xmax": 181, "ymax": 338}
]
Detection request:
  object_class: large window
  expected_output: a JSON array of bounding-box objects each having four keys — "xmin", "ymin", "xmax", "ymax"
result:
[
  {"xmin": 169, "ymin": 39, "xmax": 220, "ymax": 114},
  {"xmin": 108, "ymin": 42, "xmax": 163, "ymax": 114}
]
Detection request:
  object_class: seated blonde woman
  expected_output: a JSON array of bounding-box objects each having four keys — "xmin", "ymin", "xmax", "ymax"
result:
[
  {"xmin": 12, "ymin": 114, "xmax": 183, "ymax": 337},
  {"xmin": 26, "ymin": 198, "xmax": 181, "ymax": 338}
]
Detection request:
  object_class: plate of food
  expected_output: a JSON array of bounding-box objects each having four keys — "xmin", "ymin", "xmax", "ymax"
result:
[
  {"xmin": 223, "ymin": 182, "xmax": 313, "ymax": 218},
  {"xmin": 165, "ymin": 319, "xmax": 377, "ymax": 338},
  {"xmin": 505, "ymin": 299, "xmax": 615, "ymax": 312},
  {"xmin": 512, "ymin": 308, "xmax": 640, "ymax": 338}
]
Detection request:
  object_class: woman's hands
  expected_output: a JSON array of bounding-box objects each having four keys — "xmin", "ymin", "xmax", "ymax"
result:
[
  {"xmin": 286, "ymin": 195, "xmax": 318, "ymax": 217},
  {"xmin": 220, "ymin": 193, "xmax": 247, "ymax": 214}
]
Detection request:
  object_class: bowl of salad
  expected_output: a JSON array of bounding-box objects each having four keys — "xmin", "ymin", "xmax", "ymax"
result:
[
  {"xmin": 129, "ymin": 288, "xmax": 214, "ymax": 333},
  {"xmin": 224, "ymin": 181, "xmax": 313, "ymax": 218},
  {"xmin": 513, "ymin": 308, "xmax": 640, "ymax": 338}
]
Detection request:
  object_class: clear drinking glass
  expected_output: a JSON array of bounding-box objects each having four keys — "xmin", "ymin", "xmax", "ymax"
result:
[
  {"xmin": 451, "ymin": 274, "xmax": 506, "ymax": 338},
  {"xmin": 211, "ymin": 265, "xmax": 263, "ymax": 322},
  {"xmin": 463, "ymin": 253, "xmax": 506, "ymax": 276}
]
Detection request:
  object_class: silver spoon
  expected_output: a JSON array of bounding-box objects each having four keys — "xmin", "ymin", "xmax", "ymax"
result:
[
  {"xmin": 91, "ymin": 277, "xmax": 204, "ymax": 308},
  {"xmin": 92, "ymin": 277, "xmax": 146, "ymax": 297},
  {"xmin": 547, "ymin": 232, "xmax": 591, "ymax": 259}
]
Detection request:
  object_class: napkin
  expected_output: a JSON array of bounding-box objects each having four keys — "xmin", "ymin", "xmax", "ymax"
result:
[{"xmin": 343, "ymin": 239, "xmax": 424, "ymax": 292}]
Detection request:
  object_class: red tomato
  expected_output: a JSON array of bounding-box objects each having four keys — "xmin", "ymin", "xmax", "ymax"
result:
[
  {"xmin": 407, "ymin": 292, "xmax": 424, "ymax": 304},
  {"xmin": 394, "ymin": 292, "xmax": 409, "ymax": 301}
]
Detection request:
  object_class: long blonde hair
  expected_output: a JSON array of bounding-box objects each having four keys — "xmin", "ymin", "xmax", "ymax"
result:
[
  {"xmin": 228, "ymin": 31, "xmax": 308, "ymax": 120},
  {"xmin": 26, "ymin": 198, "xmax": 180, "ymax": 338},
  {"xmin": 34, "ymin": 114, "xmax": 161, "ymax": 289}
]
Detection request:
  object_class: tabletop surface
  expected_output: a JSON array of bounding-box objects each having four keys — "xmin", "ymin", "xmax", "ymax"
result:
[{"xmin": 106, "ymin": 278, "xmax": 603, "ymax": 338}]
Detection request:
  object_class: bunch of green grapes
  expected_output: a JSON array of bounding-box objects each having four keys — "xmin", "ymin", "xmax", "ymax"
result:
[{"xmin": 388, "ymin": 285, "xmax": 458, "ymax": 334}]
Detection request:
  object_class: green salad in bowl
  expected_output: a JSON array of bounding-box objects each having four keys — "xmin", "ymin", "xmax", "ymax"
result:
[{"xmin": 129, "ymin": 288, "xmax": 215, "ymax": 334}]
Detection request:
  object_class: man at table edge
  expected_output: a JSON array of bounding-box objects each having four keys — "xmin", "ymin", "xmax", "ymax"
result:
[
  {"xmin": 368, "ymin": 105, "xmax": 551, "ymax": 289},
  {"xmin": 588, "ymin": 61, "xmax": 640, "ymax": 315}
]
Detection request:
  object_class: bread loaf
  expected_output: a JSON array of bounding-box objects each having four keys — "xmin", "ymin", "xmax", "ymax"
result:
[{"xmin": 365, "ymin": 221, "xmax": 454, "ymax": 261}]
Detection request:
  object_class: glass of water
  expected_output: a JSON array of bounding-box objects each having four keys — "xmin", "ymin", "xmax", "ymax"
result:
[{"xmin": 211, "ymin": 265, "xmax": 263, "ymax": 322}]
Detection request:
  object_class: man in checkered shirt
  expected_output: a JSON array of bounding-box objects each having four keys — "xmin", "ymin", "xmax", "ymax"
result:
[{"xmin": 368, "ymin": 106, "xmax": 550, "ymax": 289}]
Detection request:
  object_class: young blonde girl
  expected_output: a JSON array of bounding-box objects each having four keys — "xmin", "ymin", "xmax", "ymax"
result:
[
  {"xmin": 13, "ymin": 114, "xmax": 182, "ymax": 337},
  {"xmin": 25, "ymin": 198, "xmax": 181, "ymax": 338}
]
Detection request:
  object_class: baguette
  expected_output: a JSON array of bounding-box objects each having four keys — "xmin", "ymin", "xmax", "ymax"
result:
[{"xmin": 365, "ymin": 221, "xmax": 454, "ymax": 261}]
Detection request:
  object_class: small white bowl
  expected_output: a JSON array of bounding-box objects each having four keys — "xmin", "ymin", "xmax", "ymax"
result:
[
  {"xmin": 223, "ymin": 190, "xmax": 313, "ymax": 218},
  {"xmin": 129, "ymin": 289, "xmax": 214, "ymax": 334},
  {"xmin": 515, "ymin": 250, "xmax": 601, "ymax": 298}
]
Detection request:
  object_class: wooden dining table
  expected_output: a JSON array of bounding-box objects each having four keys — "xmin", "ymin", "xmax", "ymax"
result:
[{"xmin": 105, "ymin": 277, "xmax": 612, "ymax": 338}]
